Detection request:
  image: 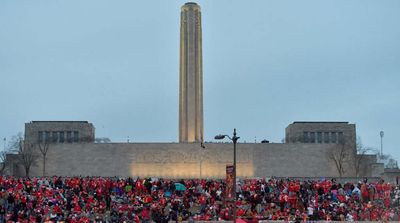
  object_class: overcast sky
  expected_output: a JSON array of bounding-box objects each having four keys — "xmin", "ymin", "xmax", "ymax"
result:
[{"xmin": 1, "ymin": 1, "xmax": 399, "ymax": 160}]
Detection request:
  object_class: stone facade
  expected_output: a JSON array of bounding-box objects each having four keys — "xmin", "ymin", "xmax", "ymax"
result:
[
  {"xmin": 24, "ymin": 121, "xmax": 95, "ymax": 145},
  {"xmin": 357, "ymin": 154, "xmax": 378, "ymax": 177},
  {"xmin": 285, "ymin": 122, "xmax": 358, "ymax": 177},
  {"xmin": 8, "ymin": 121, "xmax": 390, "ymax": 179},
  {"xmin": 382, "ymin": 168, "xmax": 400, "ymax": 184},
  {"xmin": 179, "ymin": 2, "xmax": 203, "ymax": 143},
  {"xmin": 26, "ymin": 142, "xmax": 343, "ymax": 178},
  {"xmin": 285, "ymin": 122, "xmax": 356, "ymax": 147}
]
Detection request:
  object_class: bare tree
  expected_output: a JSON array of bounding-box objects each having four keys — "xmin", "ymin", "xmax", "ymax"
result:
[
  {"xmin": 354, "ymin": 137, "xmax": 378, "ymax": 177},
  {"xmin": 18, "ymin": 141, "xmax": 38, "ymax": 177},
  {"xmin": 37, "ymin": 141, "xmax": 50, "ymax": 176},
  {"xmin": 329, "ymin": 142, "xmax": 348, "ymax": 177},
  {"xmin": 7, "ymin": 132, "xmax": 24, "ymax": 153},
  {"xmin": 0, "ymin": 132, "xmax": 24, "ymax": 175},
  {"xmin": 386, "ymin": 158, "xmax": 398, "ymax": 169},
  {"xmin": 0, "ymin": 150, "xmax": 7, "ymax": 175},
  {"xmin": 380, "ymin": 153, "xmax": 399, "ymax": 169}
]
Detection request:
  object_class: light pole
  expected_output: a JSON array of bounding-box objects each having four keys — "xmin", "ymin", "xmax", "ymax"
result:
[
  {"xmin": 215, "ymin": 128, "xmax": 239, "ymax": 223},
  {"xmin": 380, "ymin": 131, "xmax": 384, "ymax": 156}
]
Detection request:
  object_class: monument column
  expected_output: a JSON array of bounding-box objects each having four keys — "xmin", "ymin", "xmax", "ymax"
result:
[{"xmin": 179, "ymin": 2, "xmax": 203, "ymax": 143}]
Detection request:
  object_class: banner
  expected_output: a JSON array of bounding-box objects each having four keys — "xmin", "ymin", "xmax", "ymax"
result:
[{"xmin": 225, "ymin": 165, "xmax": 235, "ymax": 200}]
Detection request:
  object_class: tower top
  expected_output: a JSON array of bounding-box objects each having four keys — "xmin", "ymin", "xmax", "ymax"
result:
[
  {"xmin": 182, "ymin": 2, "xmax": 201, "ymax": 10},
  {"xmin": 185, "ymin": 2, "xmax": 198, "ymax": 5}
]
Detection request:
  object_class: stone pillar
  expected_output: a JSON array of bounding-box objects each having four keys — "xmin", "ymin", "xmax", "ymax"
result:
[{"xmin": 179, "ymin": 2, "xmax": 203, "ymax": 143}]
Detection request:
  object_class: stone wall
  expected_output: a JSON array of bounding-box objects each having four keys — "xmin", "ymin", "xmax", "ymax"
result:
[
  {"xmin": 370, "ymin": 163, "xmax": 385, "ymax": 178},
  {"xmin": 25, "ymin": 121, "xmax": 95, "ymax": 145},
  {"xmin": 383, "ymin": 168, "xmax": 400, "ymax": 184},
  {"xmin": 26, "ymin": 142, "xmax": 357, "ymax": 178},
  {"xmin": 357, "ymin": 154, "xmax": 378, "ymax": 177},
  {"xmin": 285, "ymin": 122, "xmax": 356, "ymax": 148}
]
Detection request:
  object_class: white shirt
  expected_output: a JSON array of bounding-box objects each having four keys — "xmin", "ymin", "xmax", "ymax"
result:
[{"xmin": 307, "ymin": 206, "xmax": 314, "ymax": 215}]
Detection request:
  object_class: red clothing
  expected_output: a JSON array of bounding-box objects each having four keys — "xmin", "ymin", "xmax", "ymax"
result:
[
  {"xmin": 141, "ymin": 208, "xmax": 150, "ymax": 220},
  {"xmin": 199, "ymin": 195, "xmax": 207, "ymax": 205},
  {"xmin": 370, "ymin": 210, "xmax": 379, "ymax": 220}
]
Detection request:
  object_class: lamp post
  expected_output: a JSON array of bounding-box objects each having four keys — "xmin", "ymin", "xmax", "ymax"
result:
[
  {"xmin": 380, "ymin": 131, "xmax": 384, "ymax": 156},
  {"xmin": 215, "ymin": 128, "xmax": 239, "ymax": 223}
]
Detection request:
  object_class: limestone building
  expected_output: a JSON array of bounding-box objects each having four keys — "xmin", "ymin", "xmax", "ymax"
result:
[
  {"xmin": 285, "ymin": 122, "xmax": 356, "ymax": 147},
  {"xmin": 6, "ymin": 120, "xmax": 394, "ymax": 182},
  {"xmin": 5, "ymin": 3, "xmax": 398, "ymax": 182},
  {"xmin": 179, "ymin": 2, "xmax": 203, "ymax": 143},
  {"xmin": 25, "ymin": 121, "xmax": 95, "ymax": 145}
]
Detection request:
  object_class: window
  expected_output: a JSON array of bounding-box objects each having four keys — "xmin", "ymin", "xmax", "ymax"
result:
[
  {"xmin": 310, "ymin": 132, "xmax": 316, "ymax": 143},
  {"xmin": 59, "ymin": 132, "xmax": 65, "ymax": 143},
  {"xmin": 324, "ymin": 132, "xmax": 329, "ymax": 143},
  {"xmin": 331, "ymin": 132, "xmax": 337, "ymax": 143},
  {"xmin": 52, "ymin": 132, "xmax": 58, "ymax": 143},
  {"xmin": 73, "ymin": 131, "xmax": 79, "ymax": 143},
  {"xmin": 38, "ymin": 131, "xmax": 43, "ymax": 143},
  {"xmin": 317, "ymin": 132, "xmax": 322, "ymax": 143},
  {"xmin": 67, "ymin": 131, "xmax": 72, "ymax": 143},
  {"xmin": 45, "ymin": 131, "xmax": 50, "ymax": 143},
  {"xmin": 303, "ymin": 132, "xmax": 309, "ymax": 143},
  {"xmin": 338, "ymin": 132, "xmax": 344, "ymax": 144}
]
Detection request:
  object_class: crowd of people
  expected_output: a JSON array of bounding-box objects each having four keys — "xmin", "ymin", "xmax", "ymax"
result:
[{"xmin": 0, "ymin": 175, "xmax": 400, "ymax": 222}]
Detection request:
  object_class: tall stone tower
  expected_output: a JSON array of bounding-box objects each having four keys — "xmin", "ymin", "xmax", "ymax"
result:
[{"xmin": 179, "ymin": 2, "xmax": 203, "ymax": 143}]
